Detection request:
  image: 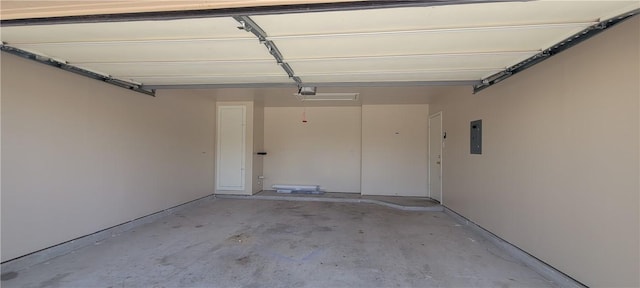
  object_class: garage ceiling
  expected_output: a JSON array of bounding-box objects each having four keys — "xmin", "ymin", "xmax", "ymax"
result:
[{"xmin": 1, "ymin": 0, "xmax": 639, "ymax": 95}]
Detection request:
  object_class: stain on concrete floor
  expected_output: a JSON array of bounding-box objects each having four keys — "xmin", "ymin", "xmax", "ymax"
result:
[{"xmin": 1, "ymin": 272, "xmax": 18, "ymax": 281}]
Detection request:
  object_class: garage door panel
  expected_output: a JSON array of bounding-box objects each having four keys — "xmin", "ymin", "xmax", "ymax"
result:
[
  {"xmin": 12, "ymin": 39, "xmax": 271, "ymax": 62},
  {"xmin": 78, "ymin": 61, "xmax": 283, "ymax": 77},
  {"xmin": 1, "ymin": 17, "xmax": 250, "ymax": 44},
  {"xmin": 299, "ymin": 69, "xmax": 501, "ymax": 83},
  {"xmin": 289, "ymin": 52, "xmax": 533, "ymax": 74},
  {"xmin": 131, "ymin": 74, "xmax": 293, "ymax": 85},
  {"xmin": 254, "ymin": 1, "xmax": 634, "ymax": 36},
  {"xmin": 1, "ymin": 1, "xmax": 637, "ymax": 87},
  {"xmin": 273, "ymin": 25, "xmax": 588, "ymax": 59}
]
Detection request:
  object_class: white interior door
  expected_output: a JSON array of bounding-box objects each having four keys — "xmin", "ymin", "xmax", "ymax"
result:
[
  {"xmin": 429, "ymin": 112, "xmax": 443, "ymax": 203},
  {"xmin": 216, "ymin": 105, "xmax": 246, "ymax": 191}
]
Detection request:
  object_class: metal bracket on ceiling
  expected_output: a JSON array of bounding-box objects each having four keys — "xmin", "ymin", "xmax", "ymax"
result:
[
  {"xmin": 473, "ymin": 8, "xmax": 640, "ymax": 94},
  {"xmin": 0, "ymin": 44, "xmax": 156, "ymax": 96},
  {"xmin": 233, "ymin": 15, "xmax": 302, "ymax": 86}
]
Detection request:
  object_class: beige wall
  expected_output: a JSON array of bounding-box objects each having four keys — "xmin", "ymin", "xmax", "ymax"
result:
[
  {"xmin": 430, "ymin": 17, "xmax": 639, "ymax": 287},
  {"xmin": 1, "ymin": 54, "xmax": 217, "ymax": 261},
  {"xmin": 361, "ymin": 104, "xmax": 429, "ymax": 196},
  {"xmin": 263, "ymin": 106, "xmax": 362, "ymax": 192},
  {"xmin": 0, "ymin": 55, "xmax": 3, "ymax": 258}
]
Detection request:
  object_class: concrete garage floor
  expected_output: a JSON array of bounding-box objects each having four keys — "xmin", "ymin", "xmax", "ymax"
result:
[
  {"xmin": 219, "ymin": 190, "xmax": 442, "ymax": 211},
  {"xmin": 258, "ymin": 190, "xmax": 440, "ymax": 208},
  {"xmin": 1, "ymin": 199, "xmax": 556, "ymax": 288}
]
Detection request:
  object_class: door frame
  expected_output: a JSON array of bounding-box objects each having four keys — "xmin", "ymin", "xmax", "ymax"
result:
[{"xmin": 428, "ymin": 111, "xmax": 443, "ymax": 204}]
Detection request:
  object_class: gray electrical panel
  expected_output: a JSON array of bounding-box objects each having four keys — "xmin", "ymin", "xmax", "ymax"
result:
[{"xmin": 470, "ymin": 119, "xmax": 482, "ymax": 154}]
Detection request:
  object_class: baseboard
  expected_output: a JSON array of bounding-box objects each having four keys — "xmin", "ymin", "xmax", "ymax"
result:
[
  {"xmin": 443, "ymin": 207, "xmax": 586, "ymax": 288},
  {"xmin": 1, "ymin": 193, "xmax": 216, "ymax": 273}
]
